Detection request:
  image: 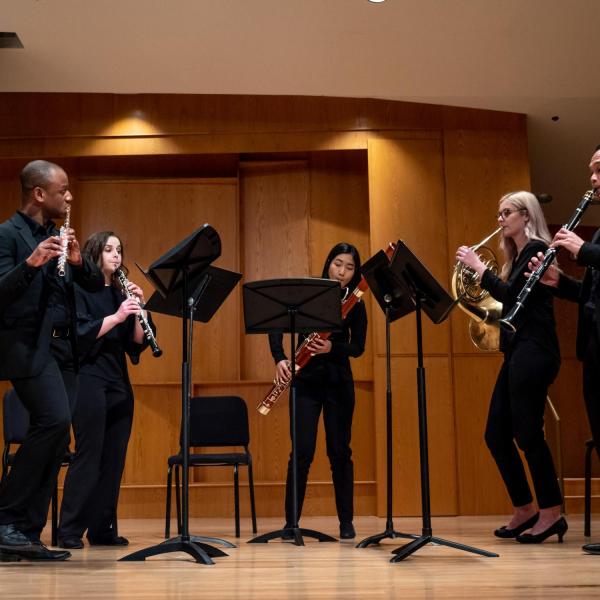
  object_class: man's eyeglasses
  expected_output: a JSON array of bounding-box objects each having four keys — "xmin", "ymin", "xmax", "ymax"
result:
[{"xmin": 496, "ymin": 208, "xmax": 523, "ymax": 220}]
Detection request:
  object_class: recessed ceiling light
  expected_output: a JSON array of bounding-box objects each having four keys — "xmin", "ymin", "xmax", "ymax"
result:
[
  {"xmin": 368, "ymin": 0, "xmax": 386, "ymax": 3},
  {"xmin": 0, "ymin": 32, "xmax": 23, "ymax": 49}
]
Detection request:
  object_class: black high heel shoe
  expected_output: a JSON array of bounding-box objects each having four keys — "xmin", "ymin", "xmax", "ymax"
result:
[
  {"xmin": 494, "ymin": 513, "xmax": 539, "ymax": 539},
  {"xmin": 516, "ymin": 517, "xmax": 568, "ymax": 544}
]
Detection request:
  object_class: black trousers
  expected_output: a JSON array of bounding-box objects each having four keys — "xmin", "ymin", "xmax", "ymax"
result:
[
  {"xmin": 583, "ymin": 333, "xmax": 600, "ymax": 460},
  {"xmin": 485, "ymin": 341, "xmax": 562, "ymax": 509},
  {"xmin": 58, "ymin": 374, "xmax": 133, "ymax": 540},
  {"xmin": 0, "ymin": 348, "xmax": 77, "ymax": 538},
  {"xmin": 285, "ymin": 376, "xmax": 355, "ymax": 525}
]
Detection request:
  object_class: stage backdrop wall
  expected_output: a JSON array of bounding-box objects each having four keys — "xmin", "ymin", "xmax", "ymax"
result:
[{"xmin": 0, "ymin": 93, "xmax": 587, "ymax": 522}]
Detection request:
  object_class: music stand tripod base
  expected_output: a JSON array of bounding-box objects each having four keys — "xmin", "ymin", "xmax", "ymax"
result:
[
  {"xmin": 390, "ymin": 535, "xmax": 499, "ymax": 562},
  {"xmin": 163, "ymin": 534, "xmax": 236, "ymax": 548},
  {"xmin": 248, "ymin": 527, "xmax": 337, "ymax": 546},
  {"xmin": 356, "ymin": 527, "xmax": 418, "ymax": 548},
  {"xmin": 119, "ymin": 538, "xmax": 228, "ymax": 565}
]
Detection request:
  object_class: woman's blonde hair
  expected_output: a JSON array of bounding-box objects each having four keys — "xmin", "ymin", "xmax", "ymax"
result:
[{"xmin": 498, "ymin": 191, "xmax": 551, "ymax": 279}]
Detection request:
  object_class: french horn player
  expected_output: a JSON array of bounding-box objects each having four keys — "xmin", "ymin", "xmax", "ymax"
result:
[{"xmin": 455, "ymin": 191, "xmax": 566, "ymax": 544}]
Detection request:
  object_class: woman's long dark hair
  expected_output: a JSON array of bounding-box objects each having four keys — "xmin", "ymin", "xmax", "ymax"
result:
[
  {"xmin": 321, "ymin": 242, "xmax": 362, "ymax": 291},
  {"xmin": 82, "ymin": 231, "xmax": 128, "ymax": 287}
]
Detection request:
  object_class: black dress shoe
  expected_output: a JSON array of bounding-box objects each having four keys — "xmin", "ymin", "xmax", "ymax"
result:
[
  {"xmin": 0, "ymin": 552, "xmax": 21, "ymax": 562},
  {"xmin": 582, "ymin": 542, "xmax": 600, "ymax": 555},
  {"xmin": 516, "ymin": 517, "xmax": 568, "ymax": 544},
  {"xmin": 0, "ymin": 523, "xmax": 33, "ymax": 550},
  {"xmin": 8, "ymin": 541, "xmax": 71, "ymax": 561},
  {"xmin": 87, "ymin": 534, "xmax": 129, "ymax": 546},
  {"xmin": 494, "ymin": 513, "xmax": 539, "ymax": 539},
  {"xmin": 58, "ymin": 536, "xmax": 84, "ymax": 549},
  {"xmin": 339, "ymin": 522, "xmax": 356, "ymax": 540}
]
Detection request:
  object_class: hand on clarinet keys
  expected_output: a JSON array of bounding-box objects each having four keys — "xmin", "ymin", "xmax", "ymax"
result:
[
  {"xmin": 551, "ymin": 227, "xmax": 584, "ymax": 258},
  {"xmin": 525, "ymin": 252, "xmax": 559, "ymax": 287},
  {"xmin": 115, "ymin": 298, "xmax": 143, "ymax": 323},
  {"xmin": 126, "ymin": 281, "xmax": 145, "ymax": 305}
]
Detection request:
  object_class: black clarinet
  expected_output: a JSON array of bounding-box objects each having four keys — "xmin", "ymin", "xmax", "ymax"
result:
[
  {"xmin": 116, "ymin": 268, "xmax": 163, "ymax": 357},
  {"xmin": 499, "ymin": 190, "xmax": 596, "ymax": 332}
]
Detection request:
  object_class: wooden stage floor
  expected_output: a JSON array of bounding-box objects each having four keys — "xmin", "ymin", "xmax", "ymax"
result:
[{"xmin": 2, "ymin": 515, "xmax": 600, "ymax": 599}]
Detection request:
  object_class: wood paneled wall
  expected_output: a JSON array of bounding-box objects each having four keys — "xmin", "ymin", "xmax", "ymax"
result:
[
  {"xmin": 367, "ymin": 137, "xmax": 458, "ymax": 516},
  {"xmin": 444, "ymin": 129, "xmax": 532, "ymax": 515},
  {"xmin": 4, "ymin": 93, "xmax": 583, "ymax": 521}
]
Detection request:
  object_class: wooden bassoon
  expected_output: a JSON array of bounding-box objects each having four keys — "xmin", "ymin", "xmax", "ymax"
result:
[{"xmin": 257, "ymin": 243, "xmax": 395, "ymax": 415}]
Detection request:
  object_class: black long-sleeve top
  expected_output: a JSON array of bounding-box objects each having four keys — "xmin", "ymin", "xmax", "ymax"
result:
[
  {"xmin": 75, "ymin": 284, "xmax": 154, "ymax": 382},
  {"xmin": 480, "ymin": 239, "xmax": 559, "ymax": 358},
  {"xmin": 268, "ymin": 298, "xmax": 368, "ymax": 383}
]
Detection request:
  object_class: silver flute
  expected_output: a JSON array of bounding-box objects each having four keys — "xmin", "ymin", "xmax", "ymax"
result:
[
  {"xmin": 57, "ymin": 205, "xmax": 71, "ymax": 277},
  {"xmin": 116, "ymin": 268, "xmax": 163, "ymax": 357}
]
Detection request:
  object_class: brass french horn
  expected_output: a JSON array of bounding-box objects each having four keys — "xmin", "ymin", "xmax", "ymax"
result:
[{"xmin": 451, "ymin": 228, "xmax": 502, "ymax": 351}]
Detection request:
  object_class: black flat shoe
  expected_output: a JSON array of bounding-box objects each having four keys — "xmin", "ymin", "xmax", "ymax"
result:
[
  {"xmin": 87, "ymin": 534, "xmax": 129, "ymax": 546},
  {"xmin": 58, "ymin": 536, "xmax": 84, "ymax": 549},
  {"xmin": 494, "ymin": 513, "xmax": 539, "ymax": 539},
  {"xmin": 582, "ymin": 542, "xmax": 600, "ymax": 555},
  {"xmin": 516, "ymin": 517, "xmax": 568, "ymax": 544},
  {"xmin": 339, "ymin": 522, "xmax": 356, "ymax": 540}
]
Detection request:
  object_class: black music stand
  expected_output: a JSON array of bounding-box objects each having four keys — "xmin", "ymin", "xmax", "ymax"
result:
[
  {"xmin": 356, "ymin": 249, "xmax": 416, "ymax": 548},
  {"xmin": 379, "ymin": 241, "xmax": 497, "ymax": 562},
  {"xmin": 243, "ymin": 278, "xmax": 342, "ymax": 546},
  {"xmin": 120, "ymin": 225, "xmax": 241, "ymax": 565}
]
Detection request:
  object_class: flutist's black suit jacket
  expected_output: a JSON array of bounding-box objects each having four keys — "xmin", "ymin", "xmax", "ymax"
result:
[
  {"xmin": 0, "ymin": 212, "xmax": 104, "ymax": 379},
  {"xmin": 556, "ymin": 229, "xmax": 600, "ymax": 361}
]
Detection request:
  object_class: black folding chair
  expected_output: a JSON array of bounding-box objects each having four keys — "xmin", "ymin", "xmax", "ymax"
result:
[{"xmin": 164, "ymin": 395, "xmax": 257, "ymax": 538}]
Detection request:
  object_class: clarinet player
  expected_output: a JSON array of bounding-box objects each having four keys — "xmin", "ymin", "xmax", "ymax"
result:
[
  {"xmin": 0, "ymin": 161, "xmax": 104, "ymax": 561},
  {"xmin": 58, "ymin": 231, "xmax": 156, "ymax": 549},
  {"xmin": 529, "ymin": 146, "xmax": 600, "ymax": 554}
]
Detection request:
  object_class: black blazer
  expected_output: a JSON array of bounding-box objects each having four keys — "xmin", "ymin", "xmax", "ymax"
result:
[
  {"xmin": 0, "ymin": 212, "xmax": 104, "ymax": 379},
  {"xmin": 555, "ymin": 229, "xmax": 600, "ymax": 361}
]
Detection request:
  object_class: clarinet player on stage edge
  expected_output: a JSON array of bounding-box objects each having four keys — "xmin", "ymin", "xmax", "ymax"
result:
[{"xmin": 529, "ymin": 146, "xmax": 600, "ymax": 555}]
